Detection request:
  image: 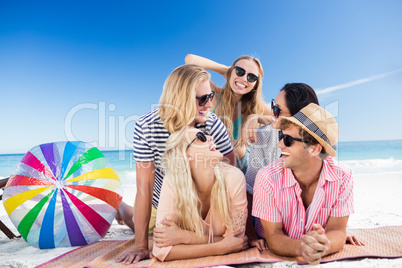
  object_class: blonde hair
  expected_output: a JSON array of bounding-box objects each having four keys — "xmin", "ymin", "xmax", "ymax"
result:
[
  {"xmin": 219, "ymin": 56, "xmax": 265, "ymax": 146},
  {"xmin": 162, "ymin": 129, "xmax": 233, "ymax": 238},
  {"xmin": 159, "ymin": 64, "xmax": 210, "ymax": 133}
]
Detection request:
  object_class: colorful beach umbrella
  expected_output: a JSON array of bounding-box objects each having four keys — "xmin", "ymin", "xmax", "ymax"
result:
[{"xmin": 2, "ymin": 141, "xmax": 122, "ymax": 249}]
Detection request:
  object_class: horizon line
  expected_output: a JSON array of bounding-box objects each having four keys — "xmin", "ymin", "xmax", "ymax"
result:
[{"xmin": 1, "ymin": 138, "xmax": 402, "ymax": 155}]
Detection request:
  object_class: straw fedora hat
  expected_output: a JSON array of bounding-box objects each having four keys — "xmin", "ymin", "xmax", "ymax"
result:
[{"xmin": 280, "ymin": 103, "xmax": 338, "ymax": 157}]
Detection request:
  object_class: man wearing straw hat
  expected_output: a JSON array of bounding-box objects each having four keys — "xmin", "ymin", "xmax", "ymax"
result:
[{"xmin": 252, "ymin": 103, "xmax": 354, "ymax": 265}]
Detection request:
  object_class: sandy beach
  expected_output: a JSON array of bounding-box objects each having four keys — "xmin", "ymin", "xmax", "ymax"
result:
[{"xmin": 1, "ymin": 172, "xmax": 401, "ymax": 268}]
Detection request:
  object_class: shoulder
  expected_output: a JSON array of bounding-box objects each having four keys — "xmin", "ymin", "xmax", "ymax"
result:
[
  {"xmin": 137, "ymin": 109, "xmax": 162, "ymax": 126},
  {"xmin": 220, "ymin": 163, "xmax": 246, "ymax": 192},
  {"xmin": 257, "ymin": 159, "xmax": 284, "ymax": 180},
  {"xmin": 213, "ymin": 85, "xmax": 224, "ymax": 96},
  {"xmin": 324, "ymin": 157, "xmax": 352, "ymax": 181},
  {"xmin": 254, "ymin": 159, "xmax": 284, "ymax": 189},
  {"xmin": 205, "ymin": 113, "xmax": 227, "ymax": 134},
  {"xmin": 221, "ymin": 162, "xmax": 245, "ymax": 180},
  {"xmin": 206, "ymin": 112, "xmax": 220, "ymax": 123},
  {"xmin": 136, "ymin": 109, "xmax": 166, "ymax": 132}
]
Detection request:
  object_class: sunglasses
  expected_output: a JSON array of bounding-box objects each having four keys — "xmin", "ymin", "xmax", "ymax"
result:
[
  {"xmin": 271, "ymin": 99, "xmax": 281, "ymax": 118},
  {"xmin": 186, "ymin": 131, "xmax": 207, "ymax": 150},
  {"xmin": 196, "ymin": 91, "xmax": 215, "ymax": 107},
  {"xmin": 234, "ymin": 66, "xmax": 259, "ymax": 83},
  {"xmin": 279, "ymin": 131, "xmax": 308, "ymax": 147}
]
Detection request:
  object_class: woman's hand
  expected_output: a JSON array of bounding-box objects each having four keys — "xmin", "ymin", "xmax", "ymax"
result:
[
  {"xmin": 115, "ymin": 240, "xmax": 151, "ymax": 264},
  {"xmin": 153, "ymin": 219, "xmax": 184, "ymax": 247},
  {"xmin": 346, "ymin": 234, "xmax": 365, "ymax": 246},
  {"xmin": 248, "ymin": 238, "xmax": 268, "ymax": 251},
  {"xmin": 218, "ymin": 229, "xmax": 248, "ymax": 254},
  {"xmin": 242, "ymin": 115, "xmax": 260, "ymax": 146}
]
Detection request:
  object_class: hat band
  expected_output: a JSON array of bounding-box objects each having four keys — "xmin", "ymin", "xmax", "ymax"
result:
[{"xmin": 293, "ymin": 112, "xmax": 331, "ymax": 146}]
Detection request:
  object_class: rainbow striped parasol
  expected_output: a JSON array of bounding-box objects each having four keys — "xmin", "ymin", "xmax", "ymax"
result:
[{"xmin": 2, "ymin": 141, "xmax": 122, "ymax": 248}]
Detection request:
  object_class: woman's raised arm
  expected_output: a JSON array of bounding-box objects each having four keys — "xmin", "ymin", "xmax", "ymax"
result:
[{"xmin": 185, "ymin": 54, "xmax": 229, "ymax": 78}]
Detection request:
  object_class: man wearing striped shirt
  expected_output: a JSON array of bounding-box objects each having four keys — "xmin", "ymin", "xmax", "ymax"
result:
[
  {"xmin": 117, "ymin": 65, "xmax": 235, "ymax": 264},
  {"xmin": 252, "ymin": 104, "xmax": 354, "ymax": 265}
]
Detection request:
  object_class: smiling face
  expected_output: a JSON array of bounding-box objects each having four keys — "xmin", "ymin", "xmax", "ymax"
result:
[
  {"xmin": 194, "ymin": 80, "xmax": 213, "ymax": 124},
  {"xmin": 185, "ymin": 128, "xmax": 223, "ymax": 164},
  {"xmin": 277, "ymin": 123, "xmax": 310, "ymax": 170},
  {"xmin": 229, "ymin": 59, "xmax": 260, "ymax": 97},
  {"xmin": 272, "ymin": 90, "xmax": 292, "ymax": 129}
]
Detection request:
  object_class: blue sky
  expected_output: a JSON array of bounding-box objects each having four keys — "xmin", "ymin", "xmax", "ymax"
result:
[{"xmin": 1, "ymin": 0, "xmax": 401, "ymax": 154}]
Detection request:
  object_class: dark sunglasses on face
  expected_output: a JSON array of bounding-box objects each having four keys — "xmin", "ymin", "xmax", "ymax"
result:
[
  {"xmin": 196, "ymin": 91, "xmax": 215, "ymax": 107},
  {"xmin": 186, "ymin": 131, "xmax": 207, "ymax": 150},
  {"xmin": 271, "ymin": 99, "xmax": 281, "ymax": 118},
  {"xmin": 279, "ymin": 131, "xmax": 309, "ymax": 147},
  {"xmin": 234, "ymin": 66, "xmax": 259, "ymax": 83}
]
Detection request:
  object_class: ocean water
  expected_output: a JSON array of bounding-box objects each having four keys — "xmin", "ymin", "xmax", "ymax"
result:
[
  {"xmin": 336, "ymin": 140, "xmax": 402, "ymax": 175},
  {"xmin": 1, "ymin": 140, "xmax": 401, "ymax": 185}
]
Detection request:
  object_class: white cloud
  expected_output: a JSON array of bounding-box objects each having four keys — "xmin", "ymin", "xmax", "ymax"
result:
[{"xmin": 316, "ymin": 68, "xmax": 402, "ymax": 95}]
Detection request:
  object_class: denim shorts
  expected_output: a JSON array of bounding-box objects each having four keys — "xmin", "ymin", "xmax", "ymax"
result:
[{"xmin": 237, "ymin": 146, "xmax": 250, "ymax": 175}]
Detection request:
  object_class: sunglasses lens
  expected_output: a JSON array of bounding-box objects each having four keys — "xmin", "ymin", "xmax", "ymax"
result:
[
  {"xmin": 284, "ymin": 135, "xmax": 292, "ymax": 147},
  {"xmin": 279, "ymin": 131, "xmax": 292, "ymax": 147},
  {"xmin": 196, "ymin": 132, "xmax": 207, "ymax": 142},
  {"xmin": 271, "ymin": 100, "xmax": 281, "ymax": 118},
  {"xmin": 247, "ymin": 74, "xmax": 258, "ymax": 83},
  {"xmin": 235, "ymin": 66, "xmax": 246, "ymax": 77},
  {"xmin": 235, "ymin": 66, "xmax": 258, "ymax": 82},
  {"xmin": 198, "ymin": 96, "xmax": 208, "ymax": 106},
  {"xmin": 273, "ymin": 106, "xmax": 280, "ymax": 118},
  {"xmin": 197, "ymin": 92, "xmax": 214, "ymax": 107}
]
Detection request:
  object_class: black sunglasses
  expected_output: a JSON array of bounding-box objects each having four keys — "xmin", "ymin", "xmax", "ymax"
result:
[
  {"xmin": 234, "ymin": 66, "xmax": 259, "ymax": 83},
  {"xmin": 186, "ymin": 131, "xmax": 207, "ymax": 150},
  {"xmin": 279, "ymin": 131, "xmax": 308, "ymax": 147},
  {"xmin": 196, "ymin": 91, "xmax": 215, "ymax": 107},
  {"xmin": 271, "ymin": 99, "xmax": 281, "ymax": 118}
]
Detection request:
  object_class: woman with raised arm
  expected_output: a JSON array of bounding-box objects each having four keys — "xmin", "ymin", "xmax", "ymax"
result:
[
  {"xmin": 185, "ymin": 54, "xmax": 271, "ymax": 175},
  {"xmin": 152, "ymin": 127, "xmax": 248, "ymax": 261},
  {"xmin": 185, "ymin": 55, "xmax": 273, "ymax": 251}
]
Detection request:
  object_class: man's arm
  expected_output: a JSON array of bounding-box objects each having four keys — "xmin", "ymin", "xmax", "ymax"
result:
[
  {"xmin": 260, "ymin": 219, "xmax": 303, "ymax": 257},
  {"xmin": 300, "ymin": 216, "xmax": 348, "ymax": 264},
  {"xmin": 116, "ymin": 161, "xmax": 155, "ymax": 264},
  {"xmin": 260, "ymin": 216, "xmax": 349, "ymax": 264},
  {"xmin": 320, "ymin": 216, "xmax": 348, "ymax": 255}
]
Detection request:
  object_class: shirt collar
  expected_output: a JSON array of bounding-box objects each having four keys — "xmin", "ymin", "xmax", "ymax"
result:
[
  {"xmin": 283, "ymin": 157, "xmax": 340, "ymax": 188},
  {"xmin": 320, "ymin": 157, "xmax": 341, "ymax": 184},
  {"xmin": 283, "ymin": 168, "xmax": 298, "ymax": 188}
]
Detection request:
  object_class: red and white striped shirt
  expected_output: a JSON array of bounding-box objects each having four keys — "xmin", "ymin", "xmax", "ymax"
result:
[{"xmin": 252, "ymin": 157, "xmax": 354, "ymax": 240}]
